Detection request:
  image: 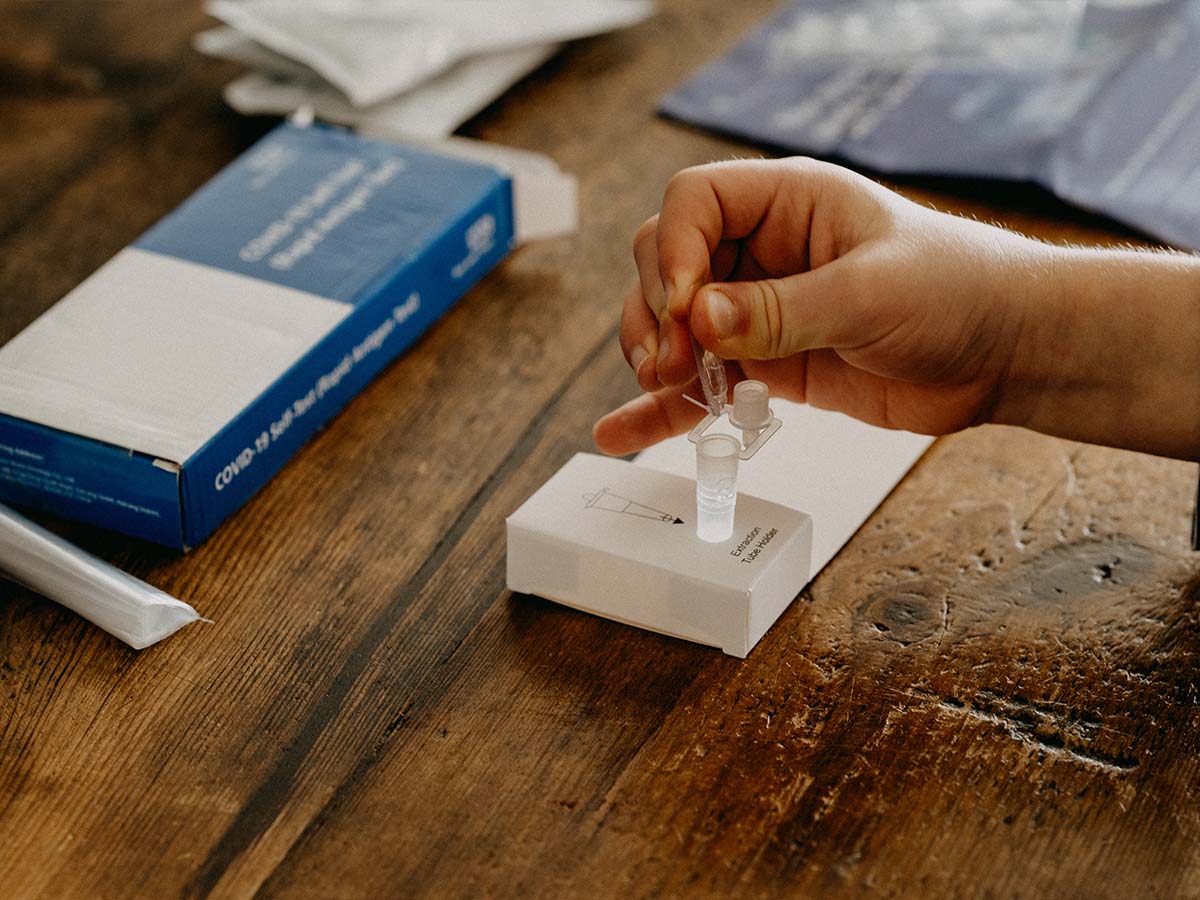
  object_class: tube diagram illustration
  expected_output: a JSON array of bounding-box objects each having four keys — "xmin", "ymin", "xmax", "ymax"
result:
[{"xmin": 582, "ymin": 487, "xmax": 683, "ymax": 524}]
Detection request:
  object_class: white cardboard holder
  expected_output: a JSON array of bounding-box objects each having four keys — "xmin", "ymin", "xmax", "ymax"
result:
[{"xmin": 506, "ymin": 453, "xmax": 813, "ymax": 658}]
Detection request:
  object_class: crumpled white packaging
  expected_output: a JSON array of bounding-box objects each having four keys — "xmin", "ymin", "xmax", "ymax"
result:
[
  {"xmin": 0, "ymin": 502, "xmax": 202, "ymax": 650},
  {"xmin": 216, "ymin": 38, "xmax": 558, "ymax": 140},
  {"xmin": 194, "ymin": 23, "xmax": 316, "ymax": 81},
  {"xmin": 205, "ymin": 0, "xmax": 654, "ymax": 107}
]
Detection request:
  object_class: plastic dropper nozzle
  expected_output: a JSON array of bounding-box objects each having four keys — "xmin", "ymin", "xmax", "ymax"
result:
[{"xmin": 691, "ymin": 336, "xmax": 726, "ymax": 417}]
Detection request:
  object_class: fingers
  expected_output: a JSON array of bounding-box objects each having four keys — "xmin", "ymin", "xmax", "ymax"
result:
[
  {"xmin": 633, "ymin": 216, "xmax": 667, "ymax": 320},
  {"xmin": 654, "ymin": 317, "xmax": 698, "ymax": 387},
  {"xmin": 616, "ymin": 302, "xmax": 705, "ymax": 393},
  {"xmin": 592, "ymin": 385, "xmax": 708, "ymax": 456},
  {"xmin": 624, "ymin": 159, "xmax": 894, "ymax": 393},
  {"xmin": 689, "ymin": 255, "xmax": 882, "ymax": 360},
  {"xmin": 656, "ymin": 159, "xmax": 825, "ymax": 321},
  {"xmin": 633, "ymin": 214, "xmax": 704, "ymax": 386},
  {"xmin": 618, "ymin": 283, "xmax": 662, "ymax": 392}
]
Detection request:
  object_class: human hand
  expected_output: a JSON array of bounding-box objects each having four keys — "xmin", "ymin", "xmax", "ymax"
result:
[
  {"xmin": 593, "ymin": 157, "xmax": 1200, "ymax": 461},
  {"xmin": 593, "ymin": 158, "xmax": 1045, "ymax": 455}
]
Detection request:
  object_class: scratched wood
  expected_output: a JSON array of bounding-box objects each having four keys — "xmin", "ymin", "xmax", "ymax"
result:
[{"xmin": 1, "ymin": 3, "xmax": 1198, "ymax": 899}]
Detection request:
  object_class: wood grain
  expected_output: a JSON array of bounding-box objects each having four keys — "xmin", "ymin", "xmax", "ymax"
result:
[{"xmin": 1, "ymin": 2, "xmax": 1198, "ymax": 899}]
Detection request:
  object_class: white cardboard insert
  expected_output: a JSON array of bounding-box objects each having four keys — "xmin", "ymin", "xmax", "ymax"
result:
[{"xmin": 506, "ymin": 453, "xmax": 813, "ymax": 657}]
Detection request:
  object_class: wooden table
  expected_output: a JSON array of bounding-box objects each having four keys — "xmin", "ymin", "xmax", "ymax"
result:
[{"xmin": 3, "ymin": 3, "xmax": 1198, "ymax": 898}]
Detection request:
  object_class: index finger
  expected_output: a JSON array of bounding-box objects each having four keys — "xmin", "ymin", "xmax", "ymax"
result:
[
  {"xmin": 592, "ymin": 384, "xmax": 708, "ymax": 456},
  {"xmin": 656, "ymin": 160, "xmax": 792, "ymax": 321}
]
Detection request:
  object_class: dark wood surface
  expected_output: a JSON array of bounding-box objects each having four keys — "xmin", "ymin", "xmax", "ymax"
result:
[{"xmin": 2, "ymin": 3, "xmax": 1198, "ymax": 898}]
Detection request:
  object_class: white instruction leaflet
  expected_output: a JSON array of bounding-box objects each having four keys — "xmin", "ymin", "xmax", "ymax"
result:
[{"xmin": 636, "ymin": 401, "xmax": 934, "ymax": 576}]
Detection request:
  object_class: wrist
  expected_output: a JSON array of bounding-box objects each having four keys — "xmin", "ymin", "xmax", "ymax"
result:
[{"xmin": 994, "ymin": 245, "xmax": 1200, "ymax": 460}]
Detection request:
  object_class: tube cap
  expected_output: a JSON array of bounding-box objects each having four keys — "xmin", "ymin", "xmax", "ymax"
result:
[{"xmin": 729, "ymin": 380, "xmax": 771, "ymax": 431}]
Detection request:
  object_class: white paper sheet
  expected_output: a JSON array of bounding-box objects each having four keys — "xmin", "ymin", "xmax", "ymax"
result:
[{"xmin": 636, "ymin": 401, "xmax": 934, "ymax": 578}]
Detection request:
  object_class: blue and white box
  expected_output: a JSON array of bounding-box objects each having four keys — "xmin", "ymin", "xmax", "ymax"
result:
[{"xmin": 0, "ymin": 123, "xmax": 571, "ymax": 548}]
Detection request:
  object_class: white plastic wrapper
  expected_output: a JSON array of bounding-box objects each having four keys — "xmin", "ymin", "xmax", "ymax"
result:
[
  {"xmin": 0, "ymin": 502, "xmax": 201, "ymax": 649},
  {"xmin": 206, "ymin": 0, "xmax": 654, "ymax": 107},
  {"xmin": 216, "ymin": 39, "xmax": 558, "ymax": 139}
]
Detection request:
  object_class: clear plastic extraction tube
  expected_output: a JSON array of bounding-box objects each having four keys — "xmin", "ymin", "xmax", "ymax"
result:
[{"xmin": 695, "ymin": 433, "xmax": 740, "ymax": 543}]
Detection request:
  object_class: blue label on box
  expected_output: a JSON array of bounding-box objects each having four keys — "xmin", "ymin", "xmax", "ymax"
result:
[
  {"xmin": 0, "ymin": 414, "xmax": 182, "ymax": 546},
  {"xmin": 180, "ymin": 173, "xmax": 514, "ymax": 547},
  {"xmin": 136, "ymin": 124, "xmax": 509, "ymax": 304}
]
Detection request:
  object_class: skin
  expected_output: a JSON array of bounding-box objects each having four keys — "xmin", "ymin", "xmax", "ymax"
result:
[{"xmin": 593, "ymin": 158, "xmax": 1200, "ymax": 462}]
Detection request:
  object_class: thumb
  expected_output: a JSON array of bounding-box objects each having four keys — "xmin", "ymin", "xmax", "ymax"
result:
[{"xmin": 690, "ymin": 260, "xmax": 862, "ymax": 360}]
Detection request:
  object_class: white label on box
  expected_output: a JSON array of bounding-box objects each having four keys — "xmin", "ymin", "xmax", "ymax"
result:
[{"xmin": 0, "ymin": 247, "xmax": 351, "ymax": 463}]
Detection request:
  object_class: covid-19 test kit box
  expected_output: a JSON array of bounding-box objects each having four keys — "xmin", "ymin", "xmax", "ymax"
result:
[{"xmin": 0, "ymin": 122, "xmax": 569, "ymax": 549}]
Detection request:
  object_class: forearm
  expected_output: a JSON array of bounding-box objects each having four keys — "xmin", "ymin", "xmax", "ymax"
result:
[{"xmin": 995, "ymin": 245, "xmax": 1200, "ymax": 460}]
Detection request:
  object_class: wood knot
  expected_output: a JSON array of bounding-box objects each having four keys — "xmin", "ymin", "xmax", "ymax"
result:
[
  {"xmin": 1015, "ymin": 538, "xmax": 1157, "ymax": 604},
  {"xmin": 856, "ymin": 580, "xmax": 944, "ymax": 645}
]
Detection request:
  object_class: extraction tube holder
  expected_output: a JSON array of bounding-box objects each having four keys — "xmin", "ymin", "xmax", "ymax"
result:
[
  {"xmin": 685, "ymin": 380, "xmax": 782, "ymax": 461},
  {"xmin": 686, "ymin": 380, "xmax": 782, "ymax": 542}
]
